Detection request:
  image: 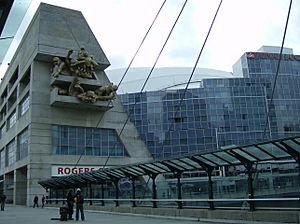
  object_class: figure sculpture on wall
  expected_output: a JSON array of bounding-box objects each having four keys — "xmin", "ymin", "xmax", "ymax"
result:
[
  {"xmin": 51, "ymin": 48, "xmax": 99, "ymax": 79},
  {"xmin": 68, "ymin": 77, "xmax": 84, "ymax": 97},
  {"xmin": 51, "ymin": 49, "xmax": 74, "ymax": 78},
  {"xmin": 51, "ymin": 48, "xmax": 117, "ymax": 104},
  {"xmin": 95, "ymin": 84, "xmax": 118, "ymax": 100},
  {"xmin": 53, "ymin": 77, "xmax": 118, "ymax": 103},
  {"xmin": 75, "ymin": 84, "xmax": 118, "ymax": 103},
  {"xmin": 77, "ymin": 90, "xmax": 99, "ymax": 103},
  {"xmin": 51, "ymin": 57, "xmax": 67, "ymax": 78}
]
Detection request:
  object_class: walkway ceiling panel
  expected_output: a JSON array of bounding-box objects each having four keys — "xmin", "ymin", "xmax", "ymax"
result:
[
  {"xmin": 201, "ymin": 154, "xmax": 229, "ymax": 166},
  {"xmin": 104, "ymin": 170, "xmax": 125, "ymax": 179},
  {"xmin": 191, "ymin": 155, "xmax": 218, "ymax": 167},
  {"xmin": 91, "ymin": 172, "xmax": 109, "ymax": 180},
  {"xmin": 64, "ymin": 177, "xmax": 76, "ymax": 184},
  {"xmin": 68, "ymin": 175, "xmax": 86, "ymax": 183},
  {"xmin": 179, "ymin": 158, "xmax": 202, "ymax": 169},
  {"xmin": 213, "ymin": 151, "xmax": 240, "ymax": 164},
  {"xmin": 168, "ymin": 159, "xmax": 195, "ymax": 170},
  {"xmin": 119, "ymin": 167, "xmax": 144, "ymax": 176},
  {"xmin": 292, "ymin": 137, "xmax": 300, "ymax": 148},
  {"xmin": 150, "ymin": 162, "xmax": 173, "ymax": 172},
  {"xmin": 259, "ymin": 143, "xmax": 290, "ymax": 158},
  {"xmin": 281, "ymin": 139, "xmax": 300, "ymax": 153},
  {"xmin": 137, "ymin": 164, "xmax": 160, "ymax": 174},
  {"xmin": 127, "ymin": 166, "xmax": 147, "ymax": 175},
  {"xmin": 162, "ymin": 161, "xmax": 186, "ymax": 171},
  {"xmin": 230, "ymin": 149, "xmax": 257, "ymax": 162},
  {"xmin": 79, "ymin": 173, "xmax": 98, "ymax": 182},
  {"xmin": 241, "ymin": 146, "xmax": 273, "ymax": 160},
  {"xmin": 109, "ymin": 169, "xmax": 125, "ymax": 176},
  {"xmin": 142, "ymin": 163, "xmax": 169, "ymax": 173}
]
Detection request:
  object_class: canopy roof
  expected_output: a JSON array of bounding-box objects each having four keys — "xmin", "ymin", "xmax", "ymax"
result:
[{"xmin": 39, "ymin": 135, "xmax": 300, "ymax": 189}]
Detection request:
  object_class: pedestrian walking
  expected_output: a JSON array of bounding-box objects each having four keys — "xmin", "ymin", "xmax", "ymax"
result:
[
  {"xmin": 33, "ymin": 195, "xmax": 39, "ymax": 208},
  {"xmin": 0, "ymin": 193, "xmax": 6, "ymax": 211},
  {"xmin": 75, "ymin": 188, "xmax": 84, "ymax": 221},
  {"xmin": 41, "ymin": 195, "xmax": 45, "ymax": 208},
  {"xmin": 66, "ymin": 190, "xmax": 74, "ymax": 220}
]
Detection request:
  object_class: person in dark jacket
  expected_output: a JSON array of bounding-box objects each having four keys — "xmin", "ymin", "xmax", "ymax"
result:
[
  {"xmin": 0, "ymin": 193, "xmax": 6, "ymax": 211},
  {"xmin": 41, "ymin": 195, "xmax": 45, "ymax": 208},
  {"xmin": 33, "ymin": 195, "xmax": 39, "ymax": 208},
  {"xmin": 75, "ymin": 188, "xmax": 84, "ymax": 221},
  {"xmin": 66, "ymin": 190, "xmax": 74, "ymax": 220}
]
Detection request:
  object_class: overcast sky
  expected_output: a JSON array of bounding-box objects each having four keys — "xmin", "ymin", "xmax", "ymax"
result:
[{"xmin": 1, "ymin": 0, "xmax": 300, "ymax": 75}]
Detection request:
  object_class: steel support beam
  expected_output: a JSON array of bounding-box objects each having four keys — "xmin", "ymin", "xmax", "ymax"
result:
[
  {"xmin": 151, "ymin": 174, "xmax": 158, "ymax": 208},
  {"xmin": 176, "ymin": 172, "xmax": 183, "ymax": 209},
  {"xmin": 207, "ymin": 168, "xmax": 215, "ymax": 210},
  {"xmin": 101, "ymin": 183, "xmax": 105, "ymax": 206},
  {"xmin": 131, "ymin": 177, "xmax": 136, "ymax": 207},
  {"xmin": 114, "ymin": 179, "xmax": 120, "ymax": 207}
]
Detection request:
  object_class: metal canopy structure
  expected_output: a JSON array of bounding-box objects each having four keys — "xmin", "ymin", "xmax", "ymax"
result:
[{"xmin": 39, "ymin": 135, "xmax": 300, "ymax": 189}]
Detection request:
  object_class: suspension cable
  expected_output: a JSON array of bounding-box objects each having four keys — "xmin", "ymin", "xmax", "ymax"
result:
[
  {"xmin": 92, "ymin": 0, "xmax": 167, "ymax": 130},
  {"xmin": 103, "ymin": 0, "xmax": 189, "ymax": 168},
  {"xmin": 73, "ymin": 0, "xmax": 167, "ymax": 168},
  {"xmin": 262, "ymin": 0, "xmax": 293, "ymax": 139},
  {"xmin": 254, "ymin": 0, "xmax": 293, "ymax": 186},
  {"xmin": 157, "ymin": 0, "xmax": 223, "ymax": 159}
]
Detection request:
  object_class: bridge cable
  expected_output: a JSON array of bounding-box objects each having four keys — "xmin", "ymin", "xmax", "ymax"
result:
[
  {"xmin": 73, "ymin": 0, "xmax": 167, "ymax": 168},
  {"xmin": 156, "ymin": 0, "xmax": 223, "ymax": 159},
  {"xmin": 136, "ymin": 0, "xmax": 223, "ymax": 203},
  {"xmin": 254, "ymin": 0, "xmax": 293, "ymax": 187},
  {"xmin": 103, "ymin": 0, "xmax": 189, "ymax": 169},
  {"xmin": 262, "ymin": 0, "xmax": 293, "ymax": 140}
]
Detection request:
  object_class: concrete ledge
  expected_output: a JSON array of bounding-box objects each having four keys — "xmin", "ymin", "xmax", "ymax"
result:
[
  {"xmin": 46, "ymin": 204, "xmax": 300, "ymax": 223},
  {"xmin": 50, "ymin": 88, "xmax": 113, "ymax": 111}
]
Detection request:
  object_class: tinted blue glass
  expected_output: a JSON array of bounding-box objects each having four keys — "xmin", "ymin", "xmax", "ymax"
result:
[
  {"xmin": 52, "ymin": 125, "xmax": 126, "ymax": 157},
  {"xmin": 119, "ymin": 52, "xmax": 300, "ymax": 160}
]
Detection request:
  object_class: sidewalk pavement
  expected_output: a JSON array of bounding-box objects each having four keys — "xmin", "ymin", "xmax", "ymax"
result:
[
  {"xmin": 0, "ymin": 204, "xmax": 216, "ymax": 224},
  {"xmin": 0, "ymin": 204, "xmax": 292, "ymax": 224}
]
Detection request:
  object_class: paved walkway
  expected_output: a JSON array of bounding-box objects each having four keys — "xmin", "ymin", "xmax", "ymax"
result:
[
  {"xmin": 0, "ymin": 205, "xmax": 291, "ymax": 224},
  {"xmin": 0, "ymin": 205, "xmax": 222, "ymax": 224}
]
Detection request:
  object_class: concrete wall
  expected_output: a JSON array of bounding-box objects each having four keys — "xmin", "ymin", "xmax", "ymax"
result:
[{"xmin": 0, "ymin": 3, "xmax": 153, "ymax": 206}]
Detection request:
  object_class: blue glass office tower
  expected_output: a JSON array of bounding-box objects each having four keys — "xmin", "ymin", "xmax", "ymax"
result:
[{"xmin": 118, "ymin": 47, "xmax": 300, "ymax": 160}]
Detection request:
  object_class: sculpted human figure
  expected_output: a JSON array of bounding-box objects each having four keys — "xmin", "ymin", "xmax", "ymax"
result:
[
  {"xmin": 51, "ymin": 48, "xmax": 99, "ymax": 79},
  {"xmin": 77, "ymin": 90, "xmax": 98, "ymax": 103},
  {"xmin": 51, "ymin": 49, "xmax": 74, "ymax": 77},
  {"xmin": 51, "ymin": 57, "xmax": 67, "ymax": 77},
  {"xmin": 70, "ymin": 47, "xmax": 99, "ymax": 78},
  {"xmin": 95, "ymin": 84, "xmax": 118, "ymax": 100},
  {"xmin": 68, "ymin": 77, "xmax": 85, "ymax": 97}
]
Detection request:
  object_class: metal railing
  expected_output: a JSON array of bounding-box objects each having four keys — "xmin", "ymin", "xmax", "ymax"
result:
[{"xmin": 46, "ymin": 197, "xmax": 300, "ymax": 211}]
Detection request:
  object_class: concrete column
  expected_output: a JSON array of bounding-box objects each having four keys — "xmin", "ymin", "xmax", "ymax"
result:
[
  {"xmin": 151, "ymin": 174, "xmax": 158, "ymax": 208},
  {"xmin": 101, "ymin": 183, "xmax": 105, "ymax": 206},
  {"xmin": 207, "ymin": 169, "xmax": 215, "ymax": 210},
  {"xmin": 131, "ymin": 177, "xmax": 136, "ymax": 207},
  {"xmin": 114, "ymin": 179, "xmax": 119, "ymax": 207},
  {"xmin": 27, "ymin": 164, "xmax": 49, "ymax": 206},
  {"xmin": 4, "ymin": 172, "xmax": 14, "ymax": 204},
  {"xmin": 176, "ymin": 172, "xmax": 183, "ymax": 209},
  {"xmin": 14, "ymin": 168, "xmax": 27, "ymax": 205},
  {"xmin": 246, "ymin": 164, "xmax": 255, "ymax": 211},
  {"xmin": 89, "ymin": 183, "xmax": 93, "ymax": 205}
]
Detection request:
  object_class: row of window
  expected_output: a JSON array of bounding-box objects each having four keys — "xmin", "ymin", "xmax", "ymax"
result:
[
  {"xmin": 0, "ymin": 128, "xmax": 28, "ymax": 171},
  {"xmin": 52, "ymin": 125, "xmax": 127, "ymax": 156},
  {"xmin": 0, "ymin": 94, "xmax": 29, "ymax": 140}
]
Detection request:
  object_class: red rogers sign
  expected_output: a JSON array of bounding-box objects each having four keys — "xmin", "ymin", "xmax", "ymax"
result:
[{"xmin": 51, "ymin": 165, "xmax": 101, "ymax": 176}]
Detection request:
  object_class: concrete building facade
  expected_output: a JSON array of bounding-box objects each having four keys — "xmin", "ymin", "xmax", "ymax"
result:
[{"xmin": 0, "ymin": 3, "xmax": 152, "ymax": 206}]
